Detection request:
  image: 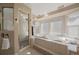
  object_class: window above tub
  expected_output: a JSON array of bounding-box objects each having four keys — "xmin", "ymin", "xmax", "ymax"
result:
[
  {"xmin": 50, "ymin": 17, "xmax": 64, "ymax": 36},
  {"xmin": 67, "ymin": 11, "xmax": 79, "ymax": 39}
]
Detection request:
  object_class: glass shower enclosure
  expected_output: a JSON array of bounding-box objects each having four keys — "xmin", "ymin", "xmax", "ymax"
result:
[{"xmin": 18, "ymin": 12, "xmax": 29, "ymax": 49}]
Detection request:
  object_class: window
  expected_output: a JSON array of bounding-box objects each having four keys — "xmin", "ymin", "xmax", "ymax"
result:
[
  {"xmin": 33, "ymin": 21, "xmax": 49, "ymax": 36},
  {"xmin": 67, "ymin": 26, "xmax": 79, "ymax": 38},
  {"xmin": 40, "ymin": 23, "xmax": 49, "ymax": 35},
  {"xmin": 50, "ymin": 18, "xmax": 63, "ymax": 35},
  {"xmin": 67, "ymin": 11, "xmax": 79, "ymax": 38}
]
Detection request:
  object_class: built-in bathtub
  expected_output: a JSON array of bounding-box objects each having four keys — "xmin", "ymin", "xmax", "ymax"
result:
[
  {"xmin": 34, "ymin": 36, "xmax": 69, "ymax": 55},
  {"xmin": 33, "ymin": 36, "xmax": 78, "ymax": 55}
]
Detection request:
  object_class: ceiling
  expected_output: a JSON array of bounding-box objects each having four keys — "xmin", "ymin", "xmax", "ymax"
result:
[{"xmin": 25, "ymin": 3, "xmax": 73, "ymax": 16}]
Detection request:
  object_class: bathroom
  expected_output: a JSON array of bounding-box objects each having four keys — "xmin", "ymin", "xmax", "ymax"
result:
[{"xmin": 0, "ymin": 3, "xmax": 79, "ymax": 55}]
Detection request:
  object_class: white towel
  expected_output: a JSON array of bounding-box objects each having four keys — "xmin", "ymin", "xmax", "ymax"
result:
[
  {"xmin": 2, "ymin": 38, "xmax": 10, "ymax": 49},
  {"xmin": 67, "ymin": 44, "xmax": 77, "ymax": 52}
]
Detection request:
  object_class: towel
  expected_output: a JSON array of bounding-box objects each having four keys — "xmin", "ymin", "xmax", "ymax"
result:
[
  {"xmin": 67, "ymin": 44, "xmax": 77, "ymax": 52},
  {"xmin": 2, "ymin": 38, "xmax": 10, "ymax": 49}
]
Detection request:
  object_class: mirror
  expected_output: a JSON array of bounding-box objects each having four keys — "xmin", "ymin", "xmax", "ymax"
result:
[{"xmin": 3, "ymin": 8, "xmax": 14, "ymax": 31}]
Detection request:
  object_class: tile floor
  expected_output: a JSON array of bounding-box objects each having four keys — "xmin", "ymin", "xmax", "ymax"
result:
[{"xmin": 17, "ymin": 47, "xmax": 43, "ymax": 55}]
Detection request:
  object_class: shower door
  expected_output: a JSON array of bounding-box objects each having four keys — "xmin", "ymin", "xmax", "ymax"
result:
[{"xmin": 18, "ymin": 12, "xmax": 29, "ymax": 49}]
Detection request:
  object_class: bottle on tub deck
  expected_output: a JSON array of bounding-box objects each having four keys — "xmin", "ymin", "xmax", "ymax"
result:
[{"xmin": 1, "ymin": 33, "xmax": 10, "ymax": 49}]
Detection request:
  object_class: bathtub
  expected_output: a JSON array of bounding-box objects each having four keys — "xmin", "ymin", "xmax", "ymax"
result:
[{"xmin": 34, "ymin": 36, "xmax": 69, "ymax": 55}]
